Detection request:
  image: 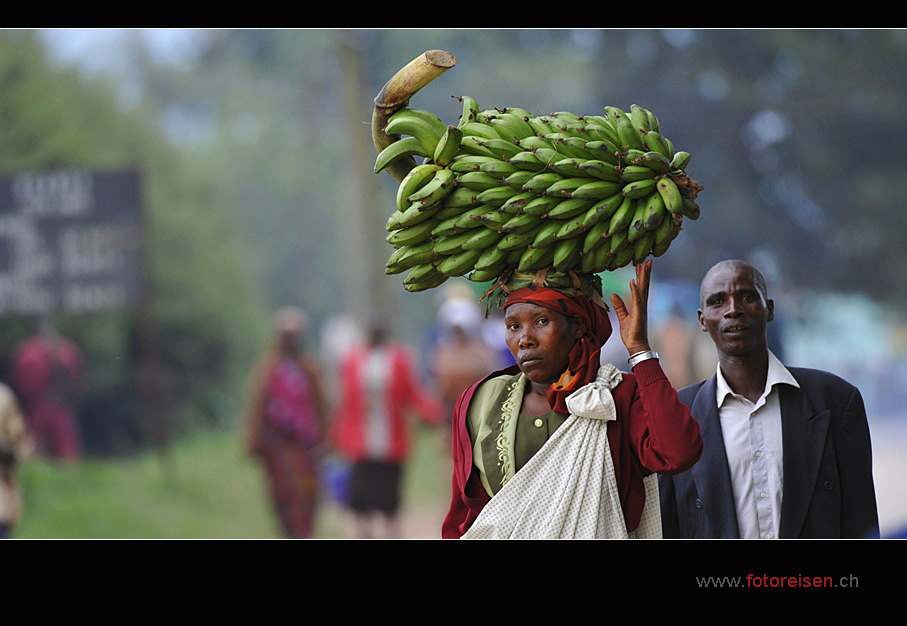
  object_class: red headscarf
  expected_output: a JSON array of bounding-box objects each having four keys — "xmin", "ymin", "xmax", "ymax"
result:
[{"xmin": 503, "ymin": 285, "xmax": 613, "ymax": 414}]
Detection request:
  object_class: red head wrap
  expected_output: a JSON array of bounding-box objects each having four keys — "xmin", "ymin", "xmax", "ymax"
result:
[{"xmin": 504, "ymin": 285, "xmax": 613, "ymax": 414}]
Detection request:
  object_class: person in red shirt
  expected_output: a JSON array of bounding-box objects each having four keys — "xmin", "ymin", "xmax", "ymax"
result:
[{"xmin": 333, "ymin": 317, "xmax": 443, "ymax": 539}]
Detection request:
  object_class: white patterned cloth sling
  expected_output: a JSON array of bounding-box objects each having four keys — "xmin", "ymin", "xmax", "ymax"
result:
[{"xmin": 462, "ymin": 362, "xmax": 662, "ymax": 539}]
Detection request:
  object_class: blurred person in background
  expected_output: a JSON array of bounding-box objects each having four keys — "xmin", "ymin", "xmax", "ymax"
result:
[
  {"xmin": 11, "ymin": 317, "xmax": 82, "ymax": 463},
  {"xmin": 243, "ymin": 306, "xmax": 327, "ymax": 539},
  {"xmin": 332, "ymin": 316, "xmax": 443, "ymax": 539},
  {"xmin": 0, "ymin": 381, "xmax": 33, "ymax": 538},
  {"xmin": 430, "ymin": 295, "xmax": 502, "ymax": 441},
  {"xmin": 659, "ymin": 259, "xmax": 880, "ymax": 539}
]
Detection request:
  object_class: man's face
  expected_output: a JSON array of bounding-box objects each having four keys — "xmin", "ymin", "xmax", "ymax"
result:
[
  {"xmin": 504, "ymin": 302, "xmax": 580, "ymax": 385},
  {"xmin": 698, "ymin": 264, "xmax": 774, "ymax": 359}
]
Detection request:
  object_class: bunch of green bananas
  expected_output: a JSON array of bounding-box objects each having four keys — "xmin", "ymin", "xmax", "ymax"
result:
[{"xmin": 377, "ymin": 96, "xmax": 703, "ymax": 293}]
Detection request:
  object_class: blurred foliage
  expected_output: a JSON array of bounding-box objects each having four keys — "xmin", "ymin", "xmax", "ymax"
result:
[
  {"xmin": 6, "ymin": 28, "xmax": 907, "ymax": 454},
  {"xmin": 0, "ymin": 30, "xmax": 271, "ymax": 455}
]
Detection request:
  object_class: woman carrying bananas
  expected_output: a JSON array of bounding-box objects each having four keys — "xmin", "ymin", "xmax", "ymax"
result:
[{"xmin": 441, "ymin": 260, "xmax": 703, "ymax": 539}]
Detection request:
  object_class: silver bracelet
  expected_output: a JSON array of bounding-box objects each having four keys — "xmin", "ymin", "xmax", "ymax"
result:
[{"xmin": 627, "ymin": 350, "xmax": 659, "ymax": 369}]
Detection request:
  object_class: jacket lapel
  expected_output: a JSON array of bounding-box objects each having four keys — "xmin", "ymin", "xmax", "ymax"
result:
[
  {"xmin": 688, "ymin": 376, "xmax": 740, "ymax": 538},
  {"xmin": 778, "ymin": 378, "xmax": 830, "ymax": 538}
]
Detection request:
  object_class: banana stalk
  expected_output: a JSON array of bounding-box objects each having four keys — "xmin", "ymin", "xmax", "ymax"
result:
[{"xmin": 372, "ymin": 50, "xmax": 457, "ymax": 182}]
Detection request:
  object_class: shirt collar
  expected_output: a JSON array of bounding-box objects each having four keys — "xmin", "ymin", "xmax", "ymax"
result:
[{"xmin": 716, "ymin": 350, "xmax": 799, "ymax": 407}]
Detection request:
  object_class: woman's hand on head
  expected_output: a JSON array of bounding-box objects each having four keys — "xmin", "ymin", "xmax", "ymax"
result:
[{"xmin": 609, "ymin": 260, "xmax": 652, "ymax": 356}]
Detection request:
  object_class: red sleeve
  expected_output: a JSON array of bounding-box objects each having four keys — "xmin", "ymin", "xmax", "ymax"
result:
[
  {"xmin": 624, "ymin": 358, "xmax": 703, "ymax": 474},
  {"xmin": 441, "ymin": 372, "xmax": 501, "ymax": 539}
]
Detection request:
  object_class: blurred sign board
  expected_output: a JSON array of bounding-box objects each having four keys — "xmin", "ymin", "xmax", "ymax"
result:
[{"xmin": 0, "ymin": 169, "xmax": 145, "ymax": 317}]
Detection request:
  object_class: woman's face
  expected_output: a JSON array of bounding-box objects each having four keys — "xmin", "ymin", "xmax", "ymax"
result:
[{"xmin": 504, "ymin": 302, "xmax": 581, "ymax": 385}]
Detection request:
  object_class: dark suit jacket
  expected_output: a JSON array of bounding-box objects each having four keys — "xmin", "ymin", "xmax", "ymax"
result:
[{"xmin": 658, "ymin": 366, "xmax": 880, "ymax": 538}]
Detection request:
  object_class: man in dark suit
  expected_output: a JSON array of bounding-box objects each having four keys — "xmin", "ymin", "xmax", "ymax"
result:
[{"xmin": 658, "ymin": 260, "xmax": 879, "ymax": 538}]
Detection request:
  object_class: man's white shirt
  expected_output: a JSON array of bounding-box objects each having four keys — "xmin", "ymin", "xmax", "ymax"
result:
[{"xmin": 715, "ymin": 350, "xmax": 800, "ymax": 539}]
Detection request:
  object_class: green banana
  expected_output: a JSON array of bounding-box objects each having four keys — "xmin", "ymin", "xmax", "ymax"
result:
[
  {"xmin": 554, "ymin": 216, "xmax": 589, "ymax": 241},
  {"xmin": 461, "ymin": 227, "xmax": 503, "ymax": 251},
  {"xmin": 526, "ymin": 116, "xmax": 556, "ymax": 136},
  {"xmin": 475, "ymin": 245, "xmax": 508, "ymax": 271},
  {"xmin": 634, "ymin": 151, "xmax": 674, "ymax": 174},
  {"xmin": 549, "ymin": 158, "xmax": 588, "ymax": 178},
  {"xmin": 552, "ymin": 237, "xmax": 583, "ymax": 271},
  {"xmin": 439, "ymin": 186, "xmax": 479, "ymax": 210},
  {"xmin": 459, "ymin": 135, "xmax": 498, "ymax": 157},
  {"xmin": 626, "ymin": 198, "xmax": 649, "ymax": 242},
  {"xmin": 616, "ymin": 115, "xmax": 644, "ymax": 152},
  {"xmin": 468, "ymin": 266, "xmax": 506, "ymax": 283},
  {"xmin": 654, "ymin": 212, "xmax": 678, "ymax": 244},
  {"xmin": 629, "ymin": 104, "xmax": 652, "ymax": 133},
  {"xmin": 454, "ymin": 204, "xmax": 496, "ymax": 230},
  {"xmin": 642, "ymin": 191, "xmax": 667, "ymax": 231},
  {"xmin": 497, "ymin": 229, "xmax": 540, "ymax": 251},
  {"xmin": 622, "ymin": 178, "xmax": 658, "ymax": 199},
  {"xmin": 621, "ymin": 165, "xmax": 659, "ymax": 183},
  {"xmin": 681, "ymin": 197, "xmax": 701, "ymax": 220},
  {"xmin": 518, "ymin": 244, "xmax": 556, "ymax": 272},
  {"xmin": 545, "ymin": 197, "xmax": 594, "ymax": 220},
  {"xmin": 476, "ymin": 185, "xmax": 518, "ymax": 207},
  {"xmin": 545, "ymin": 176, "xmax": 595, "ymax": 197},
  {"xmin": 434, "ymin": 229, "xmax": 477, "ymax": 256},
  {"xmin": 517, "ymin": 135, "xmax": 554, "ymax": 151},
  {"xmin": 522, "ymin": 172, "xmax": 564, "ymax": 193},
  {"xmin": 385, "ymin": 209, "xmax": 405, "ymax": 232},
  {"xmin": 480, "ymin": 159, "xmax": 520, "ymax": 179},
  {"xmin": 395, "ymin": 163, "xmax": 442, "ymax": 212},
  {"xmin": 531, "ymin": 219, "xmax": 564, "ymax": 249},
  {"xmin": 501, "ymin": 212, "xmax": 543, "ymax": 234},
  {"xmin": 404, "ymin": 262, "xmax": 443, "ymax": 287},
  {"xmin": 570, "ymin": 180, "xmax": 622, "ymax": 201},
  {"xmin": 607, "ymin": 196, "xmax": 635, "ymax": 235},
  {"xmin": 671, "ymin": 151, "xmax": 691, "ymax": 171},
  {"xmin": 396, "ymin": 200, "xmax": 441, "ymax": 229},
  {"xmin": 460, "ymin": 121, "xmax": 501, "ymax": 140},
  {"xmin": 490, "ymin": 112, "xmax": 535, "ymax": 142},
  {"xmin": 642, "ymin": 130, "xmax": 674, "ymax": 160},
  {"xmin": 384, "ymin": 108, "xmax": 447, "ymax": 156},
  {"xmin": 471, "ymin": 209, "xmax": 507, "ymax": 231},
  {"xmin": 499, "ymin": 191, "xmax": 538, "ymax": 215},
  {"xmin": 478, "ymin": 138, "xmax": 523, "ymax": 160},
  {"xmin": 503, "ymin": 170, "xmax": 535, "ymax": 189},
  {"xmin": 508, "ymin": 151, "xmax": 547, "ymax": 172},
  {"xmin": 432, "ymin": 125, "xmax": 463, "ymax": 167},
  {"xmin": 386, "ymin": 219, "xmax": 437, "ymax": 248},
  {"xmin": 633, "ymin": 230, "xmax": 656, "ymax": 265},
  {"xmin": 520, "ymin": 195, "xmax": 562, "ymax": 217},
  {"xmin": 657, "ymin": 176, "xmax": 683, "ymax": 215},
  {"xmin": 449, "ymin": 154, "xmax": 497, "ymax": 173},
  {"xmin": 374, "ymin": 136, "xmax": 430, "ymax": 174},
  {"xmin": 583, "ymin": 192, "xmax": 625, "ymax": 227},
  {"xmin": 582, "ymin": 217, "xmax": 611, "ymax": 254},
  {"xmin": 457, "ymin": 95, "xmax": 480, "ymax": 127},
  {"xmin": 578, "ymin": 159, "xmax": 621, "ymax": 182},
  {"xmin": 457, "ymin": 171, "xmax": 502, "ymax": 192},
  {"xmin": 407, "ymin": 168, "xmax": 456, "ymax": 207},
  {"xmin": 393, "ymin": 240, "xmax": 441, "ymax": 269}
]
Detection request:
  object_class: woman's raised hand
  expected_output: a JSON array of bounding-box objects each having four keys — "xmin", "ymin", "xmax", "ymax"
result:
[{"xmin": 609, "ymin": 260, "xmax": 652, "ymax": 356}]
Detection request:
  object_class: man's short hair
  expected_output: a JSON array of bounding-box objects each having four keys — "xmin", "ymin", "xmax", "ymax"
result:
[{"xmin": 699, "ymin": 259, "xmax": 769, "ymax": 307}]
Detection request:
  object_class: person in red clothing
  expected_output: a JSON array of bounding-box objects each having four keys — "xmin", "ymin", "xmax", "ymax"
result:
[
  {"xmin": 332, "ymin": 317, "xmax": 443, "ymax": 539},
  {"xmin": 11, "ymin": 319, "xmax": 83, "ymax": 463},
  {"xmin": 442, "ymin": 261, "xmax": 703, "ymax": 539}
]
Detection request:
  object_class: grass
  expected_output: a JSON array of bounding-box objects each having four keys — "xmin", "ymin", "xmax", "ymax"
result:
[{"xmin": 11, "ymin": 422, "xmax": 451, "ymax": 540}]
